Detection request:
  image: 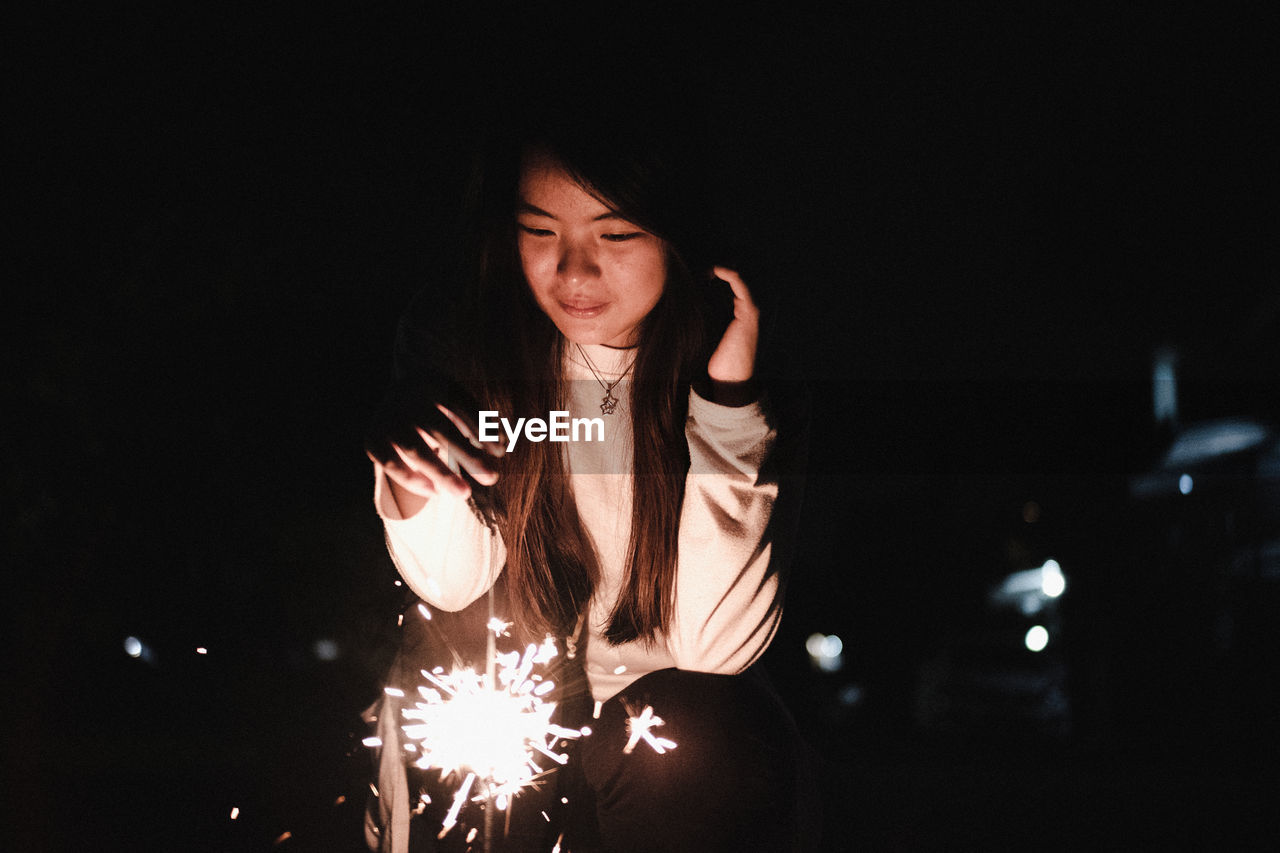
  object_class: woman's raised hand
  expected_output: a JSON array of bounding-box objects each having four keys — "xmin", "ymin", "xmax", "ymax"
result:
[
  {"xmin": 705, "ymin": 266, "xmax": 760, "ymax": 406},
  {"xmin": 365, "ymin": 382, "xmax": 504, "ymax": 510}
]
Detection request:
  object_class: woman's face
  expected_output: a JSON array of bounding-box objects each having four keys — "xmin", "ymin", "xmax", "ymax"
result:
[{"xmin": 517, "ymin": 152, "xmax": 666, "ymax": 348}]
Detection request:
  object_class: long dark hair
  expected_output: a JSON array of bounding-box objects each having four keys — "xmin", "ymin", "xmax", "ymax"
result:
[{"xmin": 452, "ymin": 95, "xmax": 718, "ymax": 644}]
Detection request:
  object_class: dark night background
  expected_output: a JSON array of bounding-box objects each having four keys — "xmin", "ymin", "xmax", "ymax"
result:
[{"xmin": 8, "ymin": 3, "xmax": 1279, "ymax": 851}]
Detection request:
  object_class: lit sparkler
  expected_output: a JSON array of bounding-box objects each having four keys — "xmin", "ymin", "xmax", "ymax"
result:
[{"xmin": 394, "ymin": 630, "xmax": 586, "ymax": 839}]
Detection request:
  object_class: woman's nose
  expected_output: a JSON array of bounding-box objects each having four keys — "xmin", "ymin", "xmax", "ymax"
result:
[{"xmin": 557, "ymin": 242, "xmax": 601, "ymax": 285}]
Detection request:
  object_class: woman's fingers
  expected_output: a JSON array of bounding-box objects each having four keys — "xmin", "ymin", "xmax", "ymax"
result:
[
  {"xmin": 366, "ymin": 448, "xmax": 440, "ymax": 498},
  {"xmin": 365, "ymin": 421, "xmax": 482, "ymax": 498},
  {"xmin": 417, "ymin": 425, "xmax": 500, "ymax": 486},
  {"xmin": 365, "ymin": 391, "xmax": 506, "ymax": 500},
  {"xmin": 711, "ymin": 266, "xmax": 759, "ymax": 319},
  {"xmin": 707, "ymin": 266, "xmax": 760, "ymax": 386},
  {"xmin": 436, "ymin": 403, "xmax": 506, "ymax": 458},
  {"xmin": 392, "ymin": 438, "xmax": 474, "ymax": 498}
]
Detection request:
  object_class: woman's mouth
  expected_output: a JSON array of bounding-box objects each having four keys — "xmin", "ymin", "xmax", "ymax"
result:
[{"xmin": 559, "ymin": 301, "xmax": 607, "ymax": 319}]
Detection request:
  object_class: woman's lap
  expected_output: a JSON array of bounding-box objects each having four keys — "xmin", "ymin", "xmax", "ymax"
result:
[{"xmin": 563, "ymin": 666, "xmax": 818, "ymax": 852}]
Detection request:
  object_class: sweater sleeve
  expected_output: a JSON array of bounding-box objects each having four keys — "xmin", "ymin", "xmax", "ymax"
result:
[
  {"xmin": 373, "ymin": 465, "xmax": 506, "ymax": 612},
  {"xmin": 668, "ymin": 390, "xmax": 782, "ymax": 673}
]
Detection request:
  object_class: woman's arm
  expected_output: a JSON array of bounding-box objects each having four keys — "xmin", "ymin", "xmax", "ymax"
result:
[
  {"xmin": 668, "ymin": 267, "xmax": 786, "ymax": 671},
  {"xmin": 373, "ymin": 463, "xmax": 507, "ymax": 612},
  {"xmin": 366, "ymin": 295, "xmax": 507, "ymax": 612},
  {"xmin": 668, "ymin": 391, "xmax": 782, "ymax": 671}
]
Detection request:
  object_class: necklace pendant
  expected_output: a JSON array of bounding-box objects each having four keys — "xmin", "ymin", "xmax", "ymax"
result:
[{"xmin": 600, "ymin": 391, "xmax": 619, "ymax": 415}]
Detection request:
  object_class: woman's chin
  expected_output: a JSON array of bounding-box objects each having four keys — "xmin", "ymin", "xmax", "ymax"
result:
[{"xmin": 552, "ymin": 320, "xmax": 635, "ymax": 348}]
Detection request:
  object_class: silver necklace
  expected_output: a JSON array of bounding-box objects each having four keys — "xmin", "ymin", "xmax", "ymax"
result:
[{"xmin": 576, "ymin": 344, "xmax": 634, "ymax": 415}]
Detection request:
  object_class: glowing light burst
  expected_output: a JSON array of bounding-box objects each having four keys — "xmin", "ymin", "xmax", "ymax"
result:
[
  {"xmin": 397, "ymin": 635, "xmax": 586, "ymax": 836},
  {"xmin": 623, "ymin": 704, "xmax": 677, "ymax": 755}
]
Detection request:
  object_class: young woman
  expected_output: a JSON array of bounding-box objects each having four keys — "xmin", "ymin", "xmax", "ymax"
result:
[{"xmin": 363, "ymin": 95, "xmax": 813, "ymax": 851}]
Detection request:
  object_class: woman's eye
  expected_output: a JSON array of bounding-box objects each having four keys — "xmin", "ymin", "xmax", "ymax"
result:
[
  {"xmin": 519, "ymin": 225, "xmax": 554, "ymax": 237},
  {"xmin": 601, "ymin": 232, "xmax": 643, "ymax": 243}
]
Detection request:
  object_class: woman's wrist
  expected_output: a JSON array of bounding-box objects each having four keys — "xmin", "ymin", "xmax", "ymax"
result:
[{"xmin": 705, "ymin": 378, "xmax": 758, "ymax": 408}]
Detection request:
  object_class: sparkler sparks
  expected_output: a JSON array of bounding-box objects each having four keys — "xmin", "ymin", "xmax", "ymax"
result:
[
  {"xmin": 390, "ymin": 631, "xmax": 586, "ymax": 838},
  {"xmin": 623, "ymin": 705, "xmax": 677, "ymax": 755},
  {"xmin": 438, "ymin": 772, "xmax": 474, "ymax": 839}
]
